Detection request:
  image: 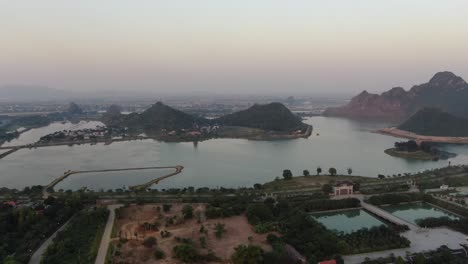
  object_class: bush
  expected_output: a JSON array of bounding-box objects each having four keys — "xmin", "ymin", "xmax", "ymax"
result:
[
  {"xmin": 154, "ymin": 249, "xmax": 165, "ymax": 259},
  {"xmin": 162, "ymin": 204, "xmax": 172, "ymax": 212},
  {"xmin": 231, "ymin": 244, "xmax": 263, "ymax": 264},
  {"xmin": 182, "ymin": 205, "xmax": 194, "ymax": 219},
  {"xmin": 173, "ymin": 244, "xmax": 198, "ymax": 262},
  {"xmin": 142, "ymin": 236, "xmax": 157, "ymax": 248},
  {"xmin": 246, "ymin": 204, "xmax": 273, "ymax": 225}
]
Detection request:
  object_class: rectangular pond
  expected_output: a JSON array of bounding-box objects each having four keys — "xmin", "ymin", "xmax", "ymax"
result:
[
  {"xmin": 311, "ymin": 209, "xmax": 387, "ymax": 234},
  {"xmin": 381, "ymin": 203, "xmax": 459, "ymax": 225}
]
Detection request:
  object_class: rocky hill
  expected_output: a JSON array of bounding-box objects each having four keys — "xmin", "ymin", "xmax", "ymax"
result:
[
  {"xmin": 106, "ymin": 102, "xmax": 207, "ymax": 131},
  {"xmin": 324, "ymin": 72, "xmax": 468, "ymax": 120},
  {"xmin": 215, "ymin": 102, "xmax": 307, "ymax": 132},
  {"xmin": 398, "ymin": 108, "xmax": 468, "ymax": 137}
]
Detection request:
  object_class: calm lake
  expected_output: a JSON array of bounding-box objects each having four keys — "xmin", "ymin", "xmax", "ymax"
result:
[{"xmin": 2, "ymin": 117, "xmax": 468, "ymax": 190}]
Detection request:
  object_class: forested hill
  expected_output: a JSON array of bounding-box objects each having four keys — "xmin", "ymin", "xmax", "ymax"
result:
[
  {"xmin": 215, "ymin": 102, "xmax": 307, "ymax": 132},
  {"xmin": 105, "ymin": 102, "xmax": 207, "ymax": 131},
  {"xmin": 398, "ymin": 108, "xmax": 468, "ymax": 137},
  {"xmin": 104, "ymin": 102, "xmax": 308, "ymax": 133}
]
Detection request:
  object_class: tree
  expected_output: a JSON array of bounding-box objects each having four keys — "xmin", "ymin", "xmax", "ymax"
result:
[
  {"xmin": 214, "ymin": 223, "xmax": 226, "ymax": 239},
  {"xmin": 142, "ymin": 236, "xmax": 157, "ymax": 248},
  {"xmin": 253, "ymin": 183, "xmax": 262, "ymax": 190},
  {"xmin": 200, "ymin": 236, "xmax": 207, "ymax": 248},
  {"xmin": 282, "ymin": 170, "xmax": 293, "ymax": 180},
  {"xmin": 396, "ymin": 256, "xmax": 405, "ymax": 264},
  {"xmin": 162, "ymin": 204, "xmax": 172, "ymax": 212},
  {"xmin": 231, "ymin": 244, "xmax": 263, "ymax": 264},
  {"xmin": 317, "ymin": 167, "xmax": 322, "ymax": 175},
  {"xmin": 2, "ymin": 256, "xmax": 18, "ymax": 264},
  {"xmin": 303, "ymin": 170, "xmax": 310, "ymax": 176},
  {"xmin": 347, "ymin": 168, "xmax": 353, "ymax": 175},
  {"xmin": 154, "ymin": 249, "xmax": 165, "ymax": 259},
  {"xmin": 322, "ymin": 184, "xmax": 333, "ymax": 194},
  {"xmin": 378, "ymin": 174, "xmax": 385, "ymax": 180},
  {"xmin": 173, "ymin": 244, "xmax": 198, "ymax": 262},
  {"xmin": 353, "ymin": 182, "xmax": 360, "ymax": 192},
  {"xmin": 329, "ymin": 167, "xmax": 337, "ymax": 176},
  {"xmin": 246, "ymin": 204, "xmax": 273, "ymax": 225},
  {"xmin": 182, "ymin": 205, "xmax": 194, "ymax": 219}
]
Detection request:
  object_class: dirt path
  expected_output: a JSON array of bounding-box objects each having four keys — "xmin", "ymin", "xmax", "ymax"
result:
[{"xmin": 95, "ymin": 204, "xmax": 122, "ymax": 264}]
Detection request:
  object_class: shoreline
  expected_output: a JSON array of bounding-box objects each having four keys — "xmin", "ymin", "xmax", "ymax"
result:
[{"xmin": 378, "ymin": 127, "xmax": 468, "ymax": 144}]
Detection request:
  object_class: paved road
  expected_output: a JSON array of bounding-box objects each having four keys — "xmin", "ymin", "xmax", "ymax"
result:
[
  {"xmin": 95, "ymin": 204, "xmax": 122, "ymax": 264},
  {"xmin": 28, "ymin": 217, "xmax": 74, "ymax": 264}
]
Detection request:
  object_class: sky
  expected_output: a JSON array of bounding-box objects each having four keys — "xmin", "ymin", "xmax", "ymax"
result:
[{"xmin": 1, "ymin": 0, "xmax": 468, "ymax": 95}]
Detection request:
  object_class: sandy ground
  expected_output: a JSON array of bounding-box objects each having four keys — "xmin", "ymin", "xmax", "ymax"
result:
[
  {"xmin": 110, "ymin": 203, "xmax": 272, "ymax": 263},
  {"xmin": 379, "ymin": 127, "xmax": 468, "ymax": 144}
]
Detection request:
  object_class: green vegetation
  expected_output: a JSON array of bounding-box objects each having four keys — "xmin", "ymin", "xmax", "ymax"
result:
[
  {"xmin": 366, "ymin": 193, "xmax": 426, "ymax": 206},
  {"xmin": 385, "ymin": 140, "xmax": 456, "ymax": 161},
  {"xmin": 214, "ymin": 223, "xmax": 227, "ymax": 239},
  {"xmin": 216, "ymin": 102, "xmax": 307, "ymax": 132},
  {"xmin": 302, "ymin": 198, "xmax": 360, "ymax": 212},
  {"xmin": 282, "ymin": 169, "xmax": 293, "ymax": 180},
  {"xmin": 172, "ymin": 243, "xmax": 221, "ymax": 263},
  {"xmin": 41, "ymin": 207, "xmax": 109, "ymax": 264},
  {"xmin": 182, "ymin": 204, "xmax": 194, "ymax": 219},
  {"xmin": 0, "ymin": 193, "xmax": 95, "ymax": 263},
  {"xmin": 172, "ymin": 244, "xmax": 198, "ymax": 263},
  {"xmin": 106, "ymin": 101, "xmax": 206, "ymax": 131},
  {"xmin": 340, "ymin": 226, "xmax": 410, "ymax": 254},
  {"xmin": 142, "ymin": 236, "xmax": 157, "ymax": 248},
  {"xmin": 154, "ymin": 249, "xmax": 165, "ymax": 260},
  {"xmin": 399, "ymin": 107, "xmax": 468, "ymax": 137},
  {"xmin": 231, "ymin": 244, "xmax": 263, "ymax": 264},
  {"xmin": 385, "ymin": 148, "xmax": 436, "ymax": 160}
]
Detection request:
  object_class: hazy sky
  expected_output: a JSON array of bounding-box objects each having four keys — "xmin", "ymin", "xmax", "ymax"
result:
[{"xmin": 1, "ymin": 1, "xmax": 468, "ymax": 95}]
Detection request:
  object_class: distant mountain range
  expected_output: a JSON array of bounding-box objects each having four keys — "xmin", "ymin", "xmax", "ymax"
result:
[
  {"xmin": 105, "ymin": 101, "xmax": 308, "ymax": 133},
  {"xmin": 324, "ymin": 72, "xmax": 468, "ymax": 120},
  {"xmin": 398, "ymin": 108, "xmax": 468, "ymax": 137}
]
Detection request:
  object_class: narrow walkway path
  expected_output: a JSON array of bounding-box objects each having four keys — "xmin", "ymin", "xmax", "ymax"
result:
[
  {"xmin": 43, "ymin": 166, "xmax": 183, "ymax": 198},
  {"xmin": 28, "ymin": 216, "xmax": 74, "ymax": 264},
  {"xmin": 361, "ymin": 201, "xmax": 418, "ymax": 230},
  {"xmin": 95, "ymin": 204, "xmax": 122, "ymax": 264}
]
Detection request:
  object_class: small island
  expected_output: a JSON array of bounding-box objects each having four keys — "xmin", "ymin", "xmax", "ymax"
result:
[
  {"xmin": 103, "ymin": 101, "xmax": 312, "ymax": 142},
  {"xmin": 384, "ymin": 140, "xmax": 456, "ymax": 161}
]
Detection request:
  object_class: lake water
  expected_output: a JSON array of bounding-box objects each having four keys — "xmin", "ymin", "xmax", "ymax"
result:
[
  {"xmin": 311, "ymin": 209, "xmax": 387, "ymax": 234},
  {"xmin": 381, "ymin": 203, "xmax": 459, "ymax": 224},
  {"xmin": 2, "ymin": 117, "xmax": 468, "ymax": 190}
]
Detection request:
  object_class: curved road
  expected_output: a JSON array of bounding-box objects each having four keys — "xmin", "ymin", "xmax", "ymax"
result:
[{"xmin": 28, "ymin": 217, "xmax": 74, "ymax": 264}]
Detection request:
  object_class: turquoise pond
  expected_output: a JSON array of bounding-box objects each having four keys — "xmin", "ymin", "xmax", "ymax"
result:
[
  {"xmin": 311, "ymin": 209, "xmax": 387, "ymax": 234},
  {"xmin": 381, "ymin": 203, "xmax": 459, "ymax": 225}
]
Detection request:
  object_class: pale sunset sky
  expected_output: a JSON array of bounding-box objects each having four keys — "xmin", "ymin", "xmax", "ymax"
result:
[{"xmin": 1, "ymin": 1, "xmax": 468, "ymax": 94}]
